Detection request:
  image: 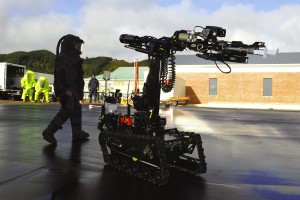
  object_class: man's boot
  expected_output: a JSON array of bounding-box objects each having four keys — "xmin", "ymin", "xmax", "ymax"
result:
[
  {"xmin": 72, "ymin": 129, "xmax": 90, "ymax": 141},
  {"xmin": 42, "ymin": 112, "xmax": 66, "ymax": 144},
  {"xmin": 42, "ymin": 123, "xmax": 59, "ymax": 144},
  {"xmin": 43, "ymin": 108, "xmax": 69, "ymax": 144}
]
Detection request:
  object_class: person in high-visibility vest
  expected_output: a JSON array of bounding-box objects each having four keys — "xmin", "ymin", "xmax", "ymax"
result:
[
  {"xmin": 21, "ymin": 70, "xmax": 36, "ymax": 102},
  {"xmin": 34, "ymin": 76, "xmax": 50, "ymax": 102}
]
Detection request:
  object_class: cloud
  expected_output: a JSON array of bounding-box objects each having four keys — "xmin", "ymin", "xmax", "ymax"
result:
[
  {"xmin": 0, "ymin": 0, "xmax": 73, "ymax": 54},
  {"xmin": 1, "ymin": 14, "xmax": 73, "ymax": 53},
  {"xmin": 208, "ymin": 4, "xmax": 300, "ymax": 52},
  {"xmin": 0, "ymin": 0, "xmax": 299, "ymax": 61}
]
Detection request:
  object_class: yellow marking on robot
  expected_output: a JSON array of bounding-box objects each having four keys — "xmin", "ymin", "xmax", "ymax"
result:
[{"xmin": 132, "ymin": 157, "xmax": 138, "ymax": 162}]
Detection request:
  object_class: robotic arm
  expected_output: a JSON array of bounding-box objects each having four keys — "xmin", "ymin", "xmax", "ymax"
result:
[
  {"xmin": 119, "ymin": 26, "xmax": 272, "ymax": 128},
  {"xmin": 120, "ymin": 26, "xmax": 269, "ymax": 93},
  {"xmin": 120, "ymin": 26, "xmax": 267, "ymax": 62}
]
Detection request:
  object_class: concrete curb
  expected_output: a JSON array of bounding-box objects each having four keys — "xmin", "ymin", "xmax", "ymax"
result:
[{"xmin": 188, "ymin": 103, "xmax": 300, "ymax": 111}]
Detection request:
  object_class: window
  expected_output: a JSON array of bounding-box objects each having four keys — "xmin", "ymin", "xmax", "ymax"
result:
[
  {"xmin": 209, "ymin": 78, "xmax": 217, "ymax": 95},
  {"xmin": 7, "ymin": 65, "xmax": 24, "ymax": 77},
  {"xmin": 263, "ymin": 78, "xmax": 272, "ymax": 96}
]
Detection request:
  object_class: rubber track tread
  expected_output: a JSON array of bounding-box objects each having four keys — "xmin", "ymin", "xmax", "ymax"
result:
[
  {"xmin": 99, "ymin": 131, "xmax": 170, "ymax": 185},
  {"xmin": 168, "ymin": 131, "xmax": 207, "ymax": 176}
]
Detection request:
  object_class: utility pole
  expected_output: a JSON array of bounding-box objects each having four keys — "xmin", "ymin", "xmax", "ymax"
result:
[
  {"xmin": 134, "ymin": 59, "xmax": 139, "ymax": 93},
  {"xmin": 103, "ymin": 71, "xmax": 110, "ymax": 96}
]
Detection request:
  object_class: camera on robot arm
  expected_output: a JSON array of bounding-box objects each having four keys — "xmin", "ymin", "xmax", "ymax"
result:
[{"xmin": 173, "ymin": 26, "xmax": 267, "ymax": 73}]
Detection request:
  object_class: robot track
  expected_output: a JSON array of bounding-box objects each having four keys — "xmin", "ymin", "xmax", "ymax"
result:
[
  {"xmin": 99, "ymin": 129, "xmax": 206, "ymax": 185},
  {"xmin": 164, "ymin": 130, "xmax": 207, "ymax": 176},
  {"xmin": 99, "ymin": 131, "xmax": 170, "ymax": 185}
]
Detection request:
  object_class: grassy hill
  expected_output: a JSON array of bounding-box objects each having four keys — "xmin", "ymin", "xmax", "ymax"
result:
[{"xmin": 0, "ymin": 50, "xmax": 148, "ymax": 78}]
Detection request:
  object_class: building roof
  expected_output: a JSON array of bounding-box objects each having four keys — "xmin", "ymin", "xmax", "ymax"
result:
[
  {"xmin": 83, "ymin": 52, "xmax": 300, "ymax": 82},
  {"xmin": 85, "ymin": 66, "xmax": 149, "ymax": 81},
  {"xmin": 34, "ymin": 72, "xmax": 54, "ymax": 85},
  {"xmin": 175, "ymin": 52, "xmax": 300, "ymax": 65}
]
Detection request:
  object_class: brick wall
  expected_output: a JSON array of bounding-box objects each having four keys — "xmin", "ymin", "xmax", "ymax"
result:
[{"xmin": 177, "ymin": 72, "xmax": 300, "ymax": 104}]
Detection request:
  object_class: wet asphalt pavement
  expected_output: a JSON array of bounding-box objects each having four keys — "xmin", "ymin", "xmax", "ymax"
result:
[{"xmin": 0, "ymin": 101, "xmax": 299, "ymax": 200}]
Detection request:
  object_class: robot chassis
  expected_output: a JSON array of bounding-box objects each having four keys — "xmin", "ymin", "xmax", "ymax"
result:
[{"xmin": 98, "ymin": 26, "xmax": 266, "ymax": 185}]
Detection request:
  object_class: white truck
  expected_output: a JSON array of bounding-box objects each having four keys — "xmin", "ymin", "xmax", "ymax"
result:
[{"xmin": 0, "ymin": 62, "xmax": 26, "ymax": 100}]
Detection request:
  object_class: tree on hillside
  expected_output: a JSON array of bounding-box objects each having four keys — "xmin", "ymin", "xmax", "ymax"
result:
[
  {"xmin": 0, "ymin": 50, "xmax": 148, "ymax": 77},
  {"xmin": 0, "ymin": 50, "xmax": 56, "ymax": 74},
  {"xmin": 83, "ymin": 57, "xmax": 112, "ymax": 77}
]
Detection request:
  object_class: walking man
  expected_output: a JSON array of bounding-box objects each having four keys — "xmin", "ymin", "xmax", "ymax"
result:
[
  {"xmin": 42, "ymin": 34, "xmax": 89, "ymax": 144},
  {"xmin": 88, "ymin": 73, "xmax": 99, "ymax": 103}
]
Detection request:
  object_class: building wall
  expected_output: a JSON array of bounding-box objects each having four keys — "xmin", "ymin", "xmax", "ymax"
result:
[
  {"xmin": 160, "ymin": 76, "xmax": 186, "ymax": 100},
  {"xmin": 177, "ymin": 64, "xmax": 300, "ymax": 104}
]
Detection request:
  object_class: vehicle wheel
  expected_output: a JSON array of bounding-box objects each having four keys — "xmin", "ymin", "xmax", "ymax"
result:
[
  {"xmin": 172, "ymin": 101, "xmax": 178, "ymax": 106},
  {"xmin": 160, "ymin": 102, "xmax": 167, "ymax": 109}
]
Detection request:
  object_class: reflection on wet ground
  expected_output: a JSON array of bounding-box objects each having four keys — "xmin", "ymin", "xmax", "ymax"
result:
[
  {"xmin": 0, "ymin": 102, "xmax": 299, "ymax": 200},
  {"xmin": 162, "ymin": 106, "xmax": 300, "ymax": 200}
]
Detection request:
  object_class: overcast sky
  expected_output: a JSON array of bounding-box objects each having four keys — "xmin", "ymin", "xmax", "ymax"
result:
[{"xmin": 0, "ymin": 0, "xmax": 299, "ymax": 61}]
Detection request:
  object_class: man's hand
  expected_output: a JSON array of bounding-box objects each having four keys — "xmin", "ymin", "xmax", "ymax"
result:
[{"xmin": 66, "ymin": 90, "xmax": 73, "ymax": 97}]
